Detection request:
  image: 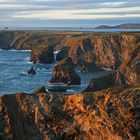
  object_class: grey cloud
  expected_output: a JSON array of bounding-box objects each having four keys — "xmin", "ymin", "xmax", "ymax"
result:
[{"xmin": 0, "ymin": 0, "xmax": 139, "ymax": 27}]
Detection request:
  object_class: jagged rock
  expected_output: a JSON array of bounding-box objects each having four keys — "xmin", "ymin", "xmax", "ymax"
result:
[
  {"xmin": 49, "ymin": 57, "xmax": 81, "ymax": 85},
  {"xmin": 30, "ymin": 43, "xmax": 54, "ymax": 64},
  {"xmin": 57, "ymin": 34, "xmax": 140, "ymax": 72},
  {"xmin": 80, "ymin": 61, "xmax": 102, "ymax": 72},
  {"xmin": 30, "ymin": 35, "xmax": 66, "ymax": 64},
  {"xmin": 28, "ymin": 66, "xmax": 36, "ymax": 75},
  {"xmin": 56, "ymin": 46, "xmax": 71, "ymax": 61},
  {"xmin": 32, "ymin": 86, "xmax": 47, "ymax": 94},
  {"xmin": 0, "ymin": 86, "xmax": 140, "ymax": 140}
]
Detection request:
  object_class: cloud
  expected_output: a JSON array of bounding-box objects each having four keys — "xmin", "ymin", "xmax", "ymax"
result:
[
  {"xmin": 100, "ymin": 2, "xmax": 126, "ymax": 7},
  {"xmin": 12, "ymin": 7, "xmax": 140, "ymax": 19},
  {"xmin": 0, "ymin": 0, "xmax": 140, "ymax": 27}
]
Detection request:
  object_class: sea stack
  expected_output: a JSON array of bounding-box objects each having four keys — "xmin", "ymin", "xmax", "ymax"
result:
[{"xmin": 28, "ymin": 66, "xmax": 36, "ymax": 75}]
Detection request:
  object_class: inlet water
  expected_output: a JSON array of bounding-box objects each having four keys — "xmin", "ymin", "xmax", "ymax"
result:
[{"xmin": 0, "ymin": 50, "xmax": 111, "ymax": 94}]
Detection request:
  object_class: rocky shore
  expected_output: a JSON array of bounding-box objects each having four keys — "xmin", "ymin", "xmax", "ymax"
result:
[{"xmin": 0, "ymin": 30, "xmax": 140, "ymax": 139}]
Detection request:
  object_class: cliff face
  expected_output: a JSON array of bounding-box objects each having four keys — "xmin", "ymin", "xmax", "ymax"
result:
[
  {"xmin": 0, "ymin": 31, "xmax": 139, "ymax": 72},
  {"xmin": 30, "ymin": 35, "xmax": 65, "ymax": 63},
  {"xmin": 57, "ymin": 33, "xmax": 140, "ymax": 70},
  {"xmin": 49, "ymin": 57, "xmax": 81, "ymax": 85},
  {"xmin": 0, "ymin": 86, "xmax": 140, "ymax": 140},
  {"xmin": 56, "ymin": 33, "xmax": 140, "ymax": 86},
  {"xmin": 0, "ymin": 31, "xmax": 66, "ymax": 51}
]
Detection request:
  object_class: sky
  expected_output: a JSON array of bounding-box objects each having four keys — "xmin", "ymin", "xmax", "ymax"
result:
[{"xmin": 0, "ymin": 0, "xmax": 140, "ymax": 28}]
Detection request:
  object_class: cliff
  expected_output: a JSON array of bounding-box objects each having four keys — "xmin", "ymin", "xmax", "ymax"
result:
[
  {"xmin": 0, "ymin": 31, "xmax": 139, "ymax": 87},
  {"xmin": 0, "ymin": 31, "xmax": 83, "ymax": 50},
  {"xmin": 0, "ymin": 86, "xmax": 140, "ymax": 140}
]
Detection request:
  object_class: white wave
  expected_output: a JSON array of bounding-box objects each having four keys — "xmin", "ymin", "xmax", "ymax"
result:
[
  {"xmin": 67, "ymin": 89, "xmax": 75, "ymax": 92},
  {"xmin": 27, "ymin": 61, "xmax": 32, "ymax": 64},
  {"xmin": 47, "ymin": 82, "xmax": 67, "ymax": 86},
  {"xmin": 4, "ymin": 49, "xmax": 31, "ymax": 52},
  {"xmin": 21, "ymin": 50, "xmax": 31, "ymax": 52},
  {"xmin": 8, "ymin": 49, "xmax": 19, "ymax": 52},
  {"xmin": 102, "ymin": 67, "xmax": 112, "ymax": 71},
  {"xmin": 21, "ymin": 71, "xmax": 27, "ymax": 75},
  {"xmin": 54, "ymin": 50, "xmax": 60, "ymax": 54}
]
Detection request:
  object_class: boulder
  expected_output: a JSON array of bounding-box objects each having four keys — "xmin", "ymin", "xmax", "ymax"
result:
[
  {"xmin": 28, "ymin": 66, "xmax": 36, "ymax": 75},
  {"xmin": 49, "ymin": 57, "xmax": 81, "ymax": 85}
]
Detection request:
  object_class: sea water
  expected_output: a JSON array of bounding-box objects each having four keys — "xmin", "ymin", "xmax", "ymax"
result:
[{"xmin": 0, "ymin": 49, "xmax": 112, "ymax": 95}]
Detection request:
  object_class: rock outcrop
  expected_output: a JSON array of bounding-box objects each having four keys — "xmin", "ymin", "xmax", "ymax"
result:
[
  {"xmin": 55, "ymin": 33, "xmax": 140, "ymax": 87},
  {"xmin": 30, "ymin": 35, "xmax": 66, "ymax": 64},
  {"xmin": 0, "ymin": 31, "xmax": 66, "ymax": 50},
  {"xmin": 85, "ymin": 72, "xmax": 117, "ymax": 92},
  {"xmin": 49, "ymin": 57, "xmax": 81, "ymax": 85},
  {"xmin": 0, "ymin": 86, "xmax": 140, "ymax": 140},
  {"xmin": 0, "ymin": 31, "xmax": 18, "ymax": 50},
  {"xmin": 56, "ymin": 33, "xmax": 140, "ymax": 71},
  {"xmin": 30, "ymin": 43, "xmax": 54, "ymax": 64},
  {"xmin": 28, "ymin": 66, "xmax": 36, "ymax": 75}
]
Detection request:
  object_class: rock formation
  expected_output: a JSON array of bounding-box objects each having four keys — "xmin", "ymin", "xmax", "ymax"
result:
[
  {"xmin": 0, "ymin": 31, "xmax": 66, "ymax": 50},
  {"xmin": 28, "ymin": 66, "xmax": 36, "ymax": 75},
  {"xmin": 30, "ymin": 35, "xmax": 66, "ymax": 64},
  {"xmin": 30, "ymin": 43, "xmax": 54, "ymax": 64},
  {"xmin": 56, "ymin": 33, "xmax": 140, "ymax": 70},
  {"xmin": 49, "ymin": 57, "xmax": 81, "ymax": 85},
  {"xmin": 0, "ymin": 86, "xmax": 140, "ymax": 140},
  {"xmin": 85, "ymin": 72, "xmax": 117, "ymax": 92}
]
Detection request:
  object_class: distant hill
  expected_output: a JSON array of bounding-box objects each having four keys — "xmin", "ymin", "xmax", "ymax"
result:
[{"xmin": 95, "ymin": 23, "xmax": 140, "ymax": 29}]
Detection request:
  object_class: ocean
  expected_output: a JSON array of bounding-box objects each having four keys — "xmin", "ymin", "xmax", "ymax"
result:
[
  {"xmin": 0, "ymin": 49, "xmax": 113, "ymax": 95},
  {"xmin": 1, "ymin": 27, "xmax": 140, "ymax": 32}
]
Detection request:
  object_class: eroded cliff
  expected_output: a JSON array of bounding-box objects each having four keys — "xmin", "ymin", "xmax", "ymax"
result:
[{"xmin": 0, "ymin": 86, "xmax": 140, "ymax": 140}]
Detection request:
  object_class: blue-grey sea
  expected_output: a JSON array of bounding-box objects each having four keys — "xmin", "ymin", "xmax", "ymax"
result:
[
  {"xmin": 0, "ymin": 50, "xmax": 102, "ymax": 94},
  {"xmin": 1, "ymin": 27, "xmax": 140, "ymax": 32},
  {"xmin": 0, "ymin": 49, "xmax": 113, "ymax": 95}
]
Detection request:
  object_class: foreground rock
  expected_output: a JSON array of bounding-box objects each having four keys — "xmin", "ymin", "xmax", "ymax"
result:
[
  {"xmin": 0, "ymin": 86, "xmax": 140, "ymax": 140},
  {"xmin": 49, "ymin": 57, "xmax": 81, "ymax": 85}
]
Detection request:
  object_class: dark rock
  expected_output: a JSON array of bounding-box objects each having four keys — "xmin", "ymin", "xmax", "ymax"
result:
[
  {"xmin": 49, "ymin": 57, "xmax": 81, "ymax": 85},
  {"xmin": 80, "ymin": 61, "xmax": 102, "ymax": 72},
  {"xmin": 30, "ymin": 45, "xmax": 54, "ymax": 64},
  {"xmin": 28, "ymin": 66, "xmax": 36, "ymax": 75},
  {"xmin": 56, "ymin": 46, "xmax": 70, "ymax": 61},
  {"xmin": 85, "ymin": 72, "xmax": 117, "ymax": 92},
  {"xmin": 32, "ymin": 86, "xmax": 47, "ymax": 94},
  {"xmin": 47, "ymin": 86, "xmax": 67, "ymax": 92}
]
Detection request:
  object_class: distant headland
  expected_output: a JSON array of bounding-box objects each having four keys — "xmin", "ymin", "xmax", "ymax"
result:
[{"xmin": 95, "ymin": 23, "xmax": 140, "ymax": 29}]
